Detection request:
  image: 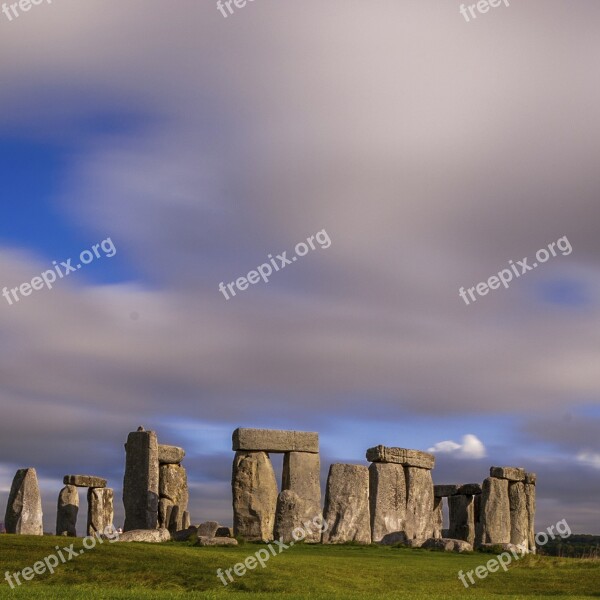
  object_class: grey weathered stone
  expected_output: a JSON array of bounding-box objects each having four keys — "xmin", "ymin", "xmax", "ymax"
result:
[
  {"xmin": 232, "ymin": 428, "xmax": 319, "ymax": 453},
  {"xmin": 457, "ymin": 483, "xmax": 482, "ymax": 496},
  {"xmin": 282, "ymin": 452, "xmax": 321, "ymax": 505},
  {"xmin": 475, "ymin": 477, "xmax": 510, "ymax": 547},
  {"xmin": 172, "ymin": 526, "xmax": 197, "ymax": 542},
  {"xmin": 196, "ymin": 536, "xmax": 239, "ymax": 546},
  {"xmin": 422, "ymin": 537, "xmax": 473, "ymax": 552},
  {"xmin": 405, "ymin": 467, "xmax": 434, "ymax": 542},
  {"xmin": 369, "ymin": 462, "xmax": 406, "ymax": 544},
  {"xmin": 322, "ymin": 464, "xmax": 371, "ymax": 544},
  {"xmin": 490, "ymin": 466, "xmax": 526, "ymax": 482},
  {"xmin": 63, "ymin": 475, "xmax": 107, "ymax": 488},
  {"xmin": 158, "ymin": 445, "xmax": 185, "ymax": 465},
  {"xmin": 56, "ymin": 485, "xmax": 79, "ymax": 537},
  {"xmin": 123, "ymin": 430, "xmax": 159, "ymax": 531},
  {"xmin": 366, "ymin": 446, "xmax": 435, "ymax": 469},
  {"xmin": 479, "ymin": 542, "xmax": 528, "ymax": 555},
  {"xmin": 525, "ymin": 472, "xmax": 537, "ymax": 485},
  {"xmin": 158, "ymin": 498, "xmax": 174, "ymax": 530},
  {"xmin": 432, "ymin": 497, "xmax": 443, "ymax": 539},
  {"xmin": 87, "ymin": 488, "xmax": 114, "ymax": 536},
  {"xmin": 4, "ymin": 468, "xmax": 43, "ymax": 535},
  {"xmin": 183, "ymin": 510, "xmax": 191, "ymax": 530},
  {"xmin": 509, "ymin": 482, "xmax": 529, "ymax": 550},
  {"xmin": 525, "ymin": 482, "xmax": 536, "ymax": 553},
  {"xmin": 274, "ymin": 490, "xmax": 321, "ymax": 544},
  {"xmin": 197, "ymin": 521, "xmax": 220, "ymax": 538},
  {"xmin": 448, "ymin": 494, "xmax": 475, "ymax": 545},
  {"xmin": 216, "ymin": 526, "xmax": 233, "ymax": 538},
  {"xmin": 434, "ymin": 484, "xmax": 459, "ymax": 497},
  {"xmin": 115, "ymin": 528, "xmax": 171, "ymax": 543},
  {"xmin": 232, "ymin": 451, "xmax": 278, "ymax": 542},
  {"xmin": 159, "ymin": 463, "xmax": 188, "ymax": 533}
]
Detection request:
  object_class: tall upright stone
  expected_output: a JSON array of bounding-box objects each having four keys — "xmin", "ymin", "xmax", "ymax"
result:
[
  {"xmin": 475, "ymin": 477, "xmax": 510, "ymax": 547},
  {"xmin": 274, "ymin": 489, "xmax": 320, "ymax": 543},
  {"xmin": 432, "ymin": 497, "xmax": 444, "ymax": 539},
  {"xmin": 525, "ymin": 473, "xmax": 537, "ymax": 553},
  {"xmin": 159, "ymin": 463, "xmax": 189, "ymax": 532},
  {"xmin": 369, "ymin": 462, "xmax": 406, "ymax": 544},
  {"xmin": 448, "ymin": 494, "xmax": 475, "ymax": 545},
  {"xmin": 405, "ymin": 467, "xmax": 434, "ymax": 542},
  {"xmin": 232, "ymin": 451, "xmax": 278, "ymax": 542},
  {"xmin": 123, "ymin": 430, "xmax": 159, "ymax": 531},
  {"xmin": 56, "ymin": 485, "xmax": 79, "ymax": 537},
  {"xmin": 322, "ymin": 464, "xmax": 371, "ymax": 544},
  {"xmin": 4, "ymin": 468, "xmax": 43, "ymax": 535},
  {"xmin": 87, "ymin": 488, "xmax": 114, "ymax": 536},
  {"xmin": 509, "ymin": 482, "xmax": 529, "ymax": 550}
]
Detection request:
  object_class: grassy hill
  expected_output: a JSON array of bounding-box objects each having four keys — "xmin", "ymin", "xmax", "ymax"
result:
[{"xmin": 0, "ymin": 535, "xmax": 598, "ymax": 599}]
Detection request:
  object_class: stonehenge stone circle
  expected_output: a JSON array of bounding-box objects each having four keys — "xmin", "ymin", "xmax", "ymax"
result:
[
  {"xmin": 5, "ymin": 468, "xmax": 43, "ymax": 535},
  {"xmin": 232, "ymin": 450, "xmax": 278, "ymax": 542},
  {"xmin": 123, "ymin": 429, "xmax": 160, "ymax": 531},
  {"xmin": 87, "ymin": 487, "xmax": 114, "ymax": 536},
  {"xmin": 56, "ymin": 484, "xmax": 79, "ymax": 537},
  {"xmin": 322, "ymin": 464, "xmax": 371, "ymax": 544}
]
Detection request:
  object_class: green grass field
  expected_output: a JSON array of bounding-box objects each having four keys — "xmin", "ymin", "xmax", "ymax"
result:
[{"xmin": 0, "ymin": 535, "xmax": 598, "ymax": 599}]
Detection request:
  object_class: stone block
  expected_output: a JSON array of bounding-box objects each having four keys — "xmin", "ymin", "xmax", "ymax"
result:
[
  {"xmin": 158, "ymin": 445, "xmax": 185, "ymax": 465},
  {"xmin": 87, "ymin": 488, "xmax": 114, "ymax": 536},
  {"xmin": 232, "ymin": 428, "xmax": 319, "ymax": 453},
  {"xmin": 405, "ymin": 467, "xmax": 434, "ymax": 542},
  {"xmin": 115, "ymin": 528, "xmax": 171, "ymax": 543},
  {"xmin": 432, "ymin": 497, "xmax": 443, "ymax": 539},
  {"xmin": 63, "ymin": 475, "xmax": 107, "ymax": 488},
  {"xmin": 434, "ymin": 484, "xmax": 458, "ymax": 497},
  {"xmin": 274, "ymin": 490, "xmax": 322, "ymax": 543},
  {"xmin": 366, "ymin": 446, "xmax": 435, "ymax": 469},
  {"xmin": 56, "ymin": 485, "xmax": 78, "ymax": 537},
  {"xmin": 4, "ymin": 468, "xmax": 43, "ymax": 535},
  {"xmin": 369, "ymin": 462, "xmax": 406, "ymax": 543},
  {"xmin": 489, "ymin": 466, "xmax": 526, "ymax": 482},
  {"xmin": 525, "ymin": 472, "xmax": 537, "ymax": 485},
  {"xmin": 457, "ymin": 483, "xmax": 482, "ymax": 496},
  {"xmin": 525, "ymin": 482, "xmax": 536, "ymax": 553},
  {"xmin": 448, "ymin": 494, "xmax": 475, "ymax": 545},
  {"xmin": 197, "ymin": 521, "xmax": 220, "ymax": 538},
  {"xmin": 475, "ymin": 477, "xmax": 510, "ymax": 547},
  {"xmin": 509, "ymin": 482, "xmax": 529, "ymax": 551}
]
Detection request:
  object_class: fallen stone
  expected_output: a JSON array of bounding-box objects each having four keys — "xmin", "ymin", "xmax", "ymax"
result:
[
  {"xmin": 274, "ymin": 490, "xmax": 321, "ymax": 544},
  {"xmin": 172, "ymin": 526, "xmax": 198, "ymax": 542},
  {"xmin": 56, "ymin": 485, "xmax": 79, "ymax": 537},
  {"xmin": 475, "ymin": 477, "xmax": 510, "ymax": 547},
  {"xmin": 197, "ymin": 521, "xmax": 220, "ymax": 538},
  {"xmin": 232, "ymin": 451, "xmax": 278, "ymax": 542},
  {"xmin": 489, "ymin": 466, "xmax": 526, "ymax": 482},
  {"xmin": 448, "ymin": 494, "xmax": 475, "ymax": 545},
  {"xmin": 232, "ymin": 428, "xmax": 319, "ymax": 453},
  {"xmin": 525, "ymin": 482, "xmax": 536, "ymax": 553},
  {"xmin": 366, "ymin": 446, "xmax": 435, "ymax": 470},
  {"xmin": 479, "ymin": 542, "xmax": 528, "ymax": 555},
  {"xmin": 115, "ymin": 528, "xmax": 171, "ymax": 543},
  {"xmin": 4, "ymin": 468, "xmax": 43, "ymax": 536},
  {"xmin": 422, "ymin": 537, "xmax": 473, "ymax": 552},
  {"xmin": 123, "ymin": 430, "xmax": 159, "ymax": 531},
  {"xmin": 216, "ymin": 526, "xmax": 233, "ymax": 538},
  {"xmin": 457, "ymin": 483, "xmax": 482, "ymax": 496},
  {"xmin": 322, "ymin": 464, "xmax": 371, "ymax": 544},
  {"xmin": 63, "ymin": 475, "xmax": 107, "ymax": 488},
  {"xmin": 196, "ymin": 536, "xmax": 238, "ymax": 547},
  {"xmin": 434, "ymin": 484, "xmax": 459, "ymax": 497},
  {"xmin": 405, "ymin": 467, "xmax": 434, "ymax": 542},
  {"xmin": 525, "ymin": 472, "xmax": 537, "ymax": 485},
  {"xmin": 87, "ymin": 488, "xmax": 114, "ymax": 537},
  {"xmin": 158, "ymin": 445, "xmax": 185, "ymax": 465},
  {"xmin": 369, "ymin": 463, "xmax": 406, "ymax": 543}
]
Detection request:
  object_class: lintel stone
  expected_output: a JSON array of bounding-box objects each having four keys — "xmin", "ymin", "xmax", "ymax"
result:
[
  {"xmin": 490, "ymin": 467, "xmax": 526, "ymax": 482},
  {"xmin": 63, "ymin": 475, "xmax": 107, "ymax": 488},
  {"xmin": 232, "ymin": 428, "xmax": 319, "ymax": 453},
  {"xmin": 366, "ymin": 446, "xmax": 435, "ymax": 469},
  {"xmin": 434, "ymin": 484, "xmax": 459, "ymax": 497}
]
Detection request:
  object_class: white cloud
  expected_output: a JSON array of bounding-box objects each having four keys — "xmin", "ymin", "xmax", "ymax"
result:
[
  {"xmin": 428, "ymin": 434, "xmax": 487, "ymax": 459},
  {"xmin": 576, "ymin": 451, "xmax": 600, "ymax": 469}
]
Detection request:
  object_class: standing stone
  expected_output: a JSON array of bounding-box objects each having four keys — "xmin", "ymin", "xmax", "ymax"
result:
[
  {"xmin": 274, "ymin": 490, "xmax": 321, "ymax": 543},
  {"xmin": 509, "ymin": 482, "xmax": 529, "ymax": 550},
  {"xmin": 232, "ymin": 451, "xmax": 278, "ymax": 542},
  {"xmin": 159, "ymin": 498, "xmax": 174, "ymax": 530},
  {"xmin": 282, "ymin": 452, "xmax": 321, "ymax": 506},
  {"xmin": 369, "ymin": 462, "xmax": 406, "ymax": 544},
  {"xmin": 87, "ymin": 488, "xmax": 114, "ymax": 536},
  {"xmin": 490, "ymin": 466, "xmax": 526, "ymax": 482},
  {"xmin": 448, "ymin": 494, "xmax": 475, "ymax": 545},
  {"xmin": 123, "ymin": 430, "xmax": 159, "ymax": 531},
  {"xmin": 475, "ymin": 477, "xmax": 510, "ymax": 547},
  {"xmin": 56, "ymin": 485, "xmax": 79, "ymax": 537},
  {"xmin": 182, "ymin": 511, "xmax": 191, "ymax": 530},
  {"xmin": 405, "ymin": 467, "xmax": 434, "ymax": 542},
  {"xmin": 432, "ymin": 497, "xmax": 444, "ymax": 539},
  {"xmin": 4, "ymin": 468, "xmax": 43, "ymax": 535},
  {"xmin": 322, "ymin": 464, "xmax": 371, "ymax": 544},
  {"xmin": 525, "ymin": 481, "xmax": 536, "ymax": 553}
]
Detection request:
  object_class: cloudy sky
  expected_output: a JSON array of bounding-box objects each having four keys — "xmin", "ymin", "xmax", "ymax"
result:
[{"xmin": 0, "ymin": 0, "xmax": 599, "ymax": 534}]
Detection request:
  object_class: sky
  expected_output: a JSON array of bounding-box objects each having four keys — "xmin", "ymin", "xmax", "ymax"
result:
[{"xmin": 0, "ymin": 0, "xmax": 599, "ymax": 535}]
